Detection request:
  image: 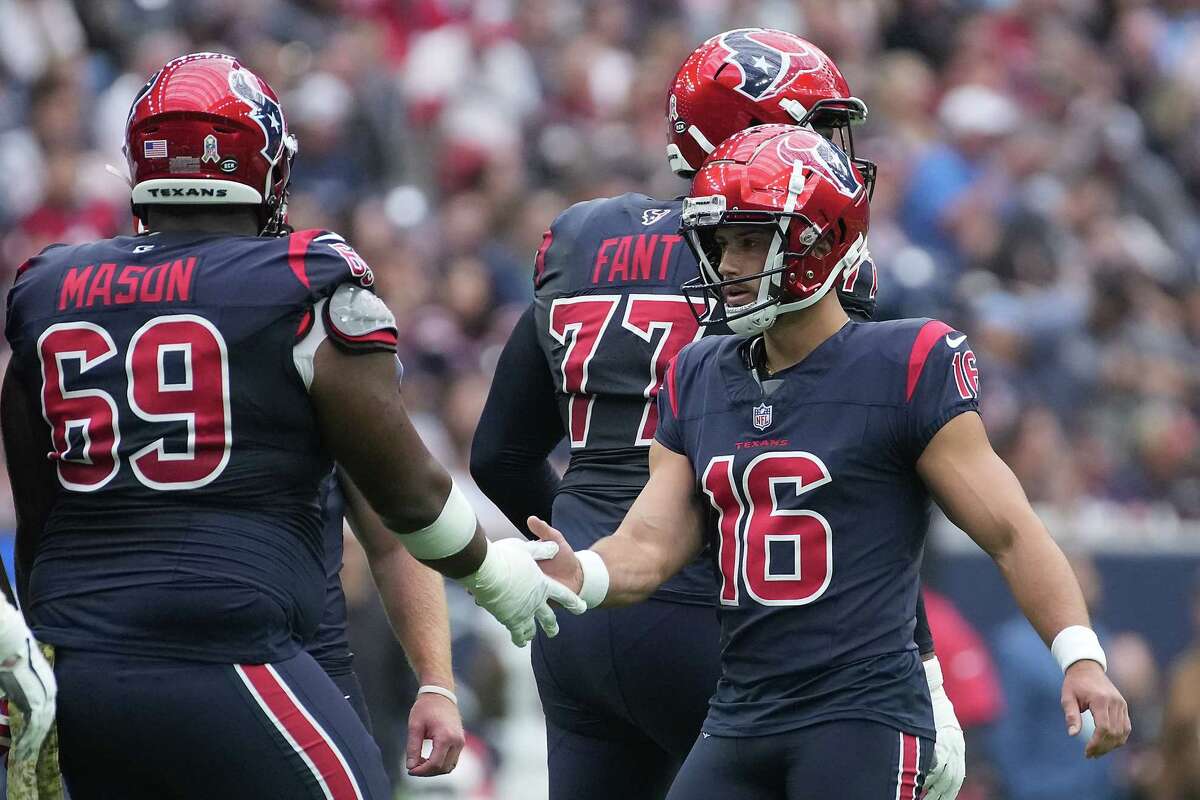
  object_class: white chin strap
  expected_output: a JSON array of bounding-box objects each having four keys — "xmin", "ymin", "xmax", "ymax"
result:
[
  {"xmin": 725, "ymin": 232, "xmax": 868, "ymax": 336},
  {"xmin": 667, "ymin": 143, "xmax": 694, "ymax": 176},
  {"xmin": 726, "ymin": 302, "xmax": 778, "ymax": 336},
  {"xmin": 725, "ymin": 222, "xmax": 789, "ymax": 337},
  {"xmin": 667, "ymin": 124, "xmax": 717, "ymax": 176}
]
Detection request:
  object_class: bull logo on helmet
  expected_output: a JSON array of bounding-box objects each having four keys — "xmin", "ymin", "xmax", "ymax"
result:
[
  {"xmin": 228, "ymin": 66, "xmax": 285, "ymax": 165},
  {"xmin": 718, "ymin": 29, "xmax": 822, "ymax": 101},
  {"xmin": 775, "ymin": 134, "xmax": 862, "ymax": 199}
]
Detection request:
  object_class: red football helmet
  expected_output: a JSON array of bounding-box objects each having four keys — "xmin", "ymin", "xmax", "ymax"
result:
[
  {"xmin": 125, "ymin": 52, "xmax": 297, "ymax": 234},
  {"xmin": 666, "ymin": 29, "xmax": 871, "ymax": 189},
  {"xmin": 680, "ymin": 125, "xmax": 870, "ymax": 336}
]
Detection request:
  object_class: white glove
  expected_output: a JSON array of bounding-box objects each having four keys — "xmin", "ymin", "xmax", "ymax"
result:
[
  {"xmin": 0, "ymin": 601, "xmax": 56, "ymax": 762},
  {"xmin": 924, "ymin": 657, "xmax": 965, "ymax": 800},
  {"xmin": 459, "ymin": 538, "xmax": 587, "ymax": 647}
]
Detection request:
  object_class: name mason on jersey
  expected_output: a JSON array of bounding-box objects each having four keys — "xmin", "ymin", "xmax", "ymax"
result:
[
  {"xmin": 591, "ymin": 233, "xmax": 684, "ymax": 285},
  {"xmin": 57, "ymin": 257, "xmax": 197, "ymax": 311}
]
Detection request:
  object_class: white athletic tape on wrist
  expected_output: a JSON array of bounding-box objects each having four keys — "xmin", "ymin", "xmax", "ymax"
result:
[
  {"xmin": 400, "ymin": 482, "xmax": 477, "ymax": 561},
  {"xmin": 576, "ymin": 549, "xmax": 610, "ymax": 609},
  {"xmin": 923, "ymin": 656, "xmax": 944, "ymax": 691},
  {"xmin": 1051, "ymin": 625, "xmax": 1107, "ymax": 673},
  {"xmin": 417, "ymin": 685, "xmax": 458, "ymax": 705},
  {"xmin": 460, "ymin": 537, "xmax": 504, "ymax": 593}
]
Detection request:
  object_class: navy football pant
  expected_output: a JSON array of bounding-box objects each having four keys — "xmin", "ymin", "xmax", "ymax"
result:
[
  {"xmin": 666, "ymin": 719, "xmax": 933, "ymax": 800},
  {"xmin": 329, "ymin": 667, "xmax": 373, "ymax": 733},
  {"xmin": 52, "ymin": 647, "xmax": 391, "ymax": 799},
  {"xmin": 533, "ymin": 597, "xmax": 722, "ymax": 800}
]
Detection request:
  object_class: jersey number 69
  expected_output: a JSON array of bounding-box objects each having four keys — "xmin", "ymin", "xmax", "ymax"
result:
[{"xmin": 37, "ymin": 315, "xmax": 232, "ymax": 492}]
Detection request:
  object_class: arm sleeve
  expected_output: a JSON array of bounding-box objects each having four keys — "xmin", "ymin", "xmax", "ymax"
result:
[
  {"xmin": 654, "ymin": 352, "xmax": 686, "ymax": 455},
  {"xmin": 469, "ymin": 304, "xmax": 565, "ymax": 538}
]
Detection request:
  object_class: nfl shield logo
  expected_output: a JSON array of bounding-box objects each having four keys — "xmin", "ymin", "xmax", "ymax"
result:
[{"xmin": 752, "ymin": 402, "xmax": 772, "ymax": 431}]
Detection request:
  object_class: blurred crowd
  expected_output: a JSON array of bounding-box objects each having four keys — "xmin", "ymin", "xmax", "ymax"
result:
[{"xmin": 1, "ymin": 0, "xmax": 1200, "ymax": 797}]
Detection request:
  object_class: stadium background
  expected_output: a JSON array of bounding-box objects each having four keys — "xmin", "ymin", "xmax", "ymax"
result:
[{"xmin": 0, "ymin": 0, "xmax": 1197, "ymax": 797}]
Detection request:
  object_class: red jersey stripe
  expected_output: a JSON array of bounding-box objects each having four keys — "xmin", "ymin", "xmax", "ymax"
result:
[
  {"xmin": 665, "ymin": 355, "xmax": 680, "ymax": 418},
  {"xmin": 287, "ymin": 229, "xmax": 321, "ymax": 289},
  {"xmin": 905, "ymin": 320, "xmax": 954, "ymax": 402}
]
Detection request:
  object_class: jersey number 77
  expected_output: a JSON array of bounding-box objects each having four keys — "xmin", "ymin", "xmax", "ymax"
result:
[{"xmin": 548, "ymin": 294, "xmax": 706, "ymax": 448}]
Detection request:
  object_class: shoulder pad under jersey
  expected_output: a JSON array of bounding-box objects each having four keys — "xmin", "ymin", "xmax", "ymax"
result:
[{"xmin": 292, "ymin": 282, "xmax": 399, "ymax": 390}]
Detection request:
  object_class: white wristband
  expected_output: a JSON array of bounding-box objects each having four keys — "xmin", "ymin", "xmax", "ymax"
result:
[
  {"xmin": 1051, "ymin": 625, "xmax": 1107, "ymax": 673},
  {"xmin": 417, "ymin": 685, "xmax": 458, "ymax": 705},
  {"xmin": 576, "ymin": 549, "xmax": 610, "ymax": 609},
  {"xmin": 401, "ymin": 482, "xmax": 478, "ymax": 561}
]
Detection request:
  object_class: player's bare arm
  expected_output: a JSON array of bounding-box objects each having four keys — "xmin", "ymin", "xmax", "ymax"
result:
[
  {"xmin": 309, "ymin": 341, "xmax": 584, "ymax": 646},
  {"xmin": 529, "ymin": 441, "xmax": 705, "ymax": 608},
  {"xmin": 310, "ymin": 345, "xmax": 479, "ymax": 574},
  {"xmin": 339, "ymin": 471, "xmax": 465, "ymax": 777},
  {"xmin": 917, "ymin": 410, "xmax": 1131, "ymax": 758}
]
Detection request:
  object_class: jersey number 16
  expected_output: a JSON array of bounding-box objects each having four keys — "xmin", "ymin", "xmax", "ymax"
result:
[{"xmin": 703, "ymin": 451, "xmax": 833, "ymax": 607}]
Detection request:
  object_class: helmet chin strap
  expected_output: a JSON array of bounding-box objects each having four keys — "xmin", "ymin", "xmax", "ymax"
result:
[
  {"xmin": 728, "ymin": 232, "xmax": 868, "ymax": 336},
  {"xmin": 726, "ymin": 211, "xmax": 790, "ymax": 336},
  {"xmin": 721, "ymin": 160, "xmax": 811, "ymax": 337}
]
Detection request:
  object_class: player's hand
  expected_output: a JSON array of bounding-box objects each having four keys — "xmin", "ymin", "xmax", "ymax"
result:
[
  {"xmin": 1061, "ymin": 660, "xmax": 1130, "ymax": 758},
  {"xmin": 923, "ymin": 658, "xmax": 965, "ymax": 800},
  {"xmin": 406, "ymin": 691, "xmax": 465, "ymax": 777},
  {"xmin": 0, "ymin": 602, "xmax": 56, "ymax": 762},
  {"xmin": 527, "ymin": 516, "xmax": 584, "ymax": 595},
  {"xmin": 463, "ymin": 537, "xmax": 587, "ymax": 647}
]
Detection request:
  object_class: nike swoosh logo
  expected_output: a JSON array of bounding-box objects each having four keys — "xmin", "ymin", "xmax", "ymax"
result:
[{"xmin": 945, "ymin": 333, "xmax": 966, "ymax": 348}]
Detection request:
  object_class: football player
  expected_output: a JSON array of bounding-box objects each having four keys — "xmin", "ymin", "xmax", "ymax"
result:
[
  {"xmin": 529, "ymin": 125, "xmax": 1131, "ymax": 799},
  {"xmin": 470, "ymin": 29, "xmax": 962, "ymax": 799},
  {"xmin": 307, "ymin": 470, "xmax": 465, "ymax": 777},
  {"xmin": 1, "ymin": 53, "xmax": 581, "ymax": 799}
]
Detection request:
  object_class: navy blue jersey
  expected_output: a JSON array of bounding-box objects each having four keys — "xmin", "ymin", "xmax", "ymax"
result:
[
  {"xmin": 5, "ymin": 228, "xmax": 382, "ymax": 662},
  {"xmin": 306, "ymin": 471, "xmax": 354, "ymax": 675},
  {"xmin": 655, "ymin": 318, "xmax": 981, "ymax": 738},
  {"xmin": 533, "ymin": 193, "xmax": 717, "ymax": 603}
]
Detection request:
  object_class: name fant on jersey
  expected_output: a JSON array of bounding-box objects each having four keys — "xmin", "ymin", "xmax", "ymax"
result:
[
  {"xmin": 591, "ymin": 233, "xmax": 684, "ymax": 285},
  {"xmin": 58, "ymin": 258, "xmax": 197, "ymax": 310}
]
